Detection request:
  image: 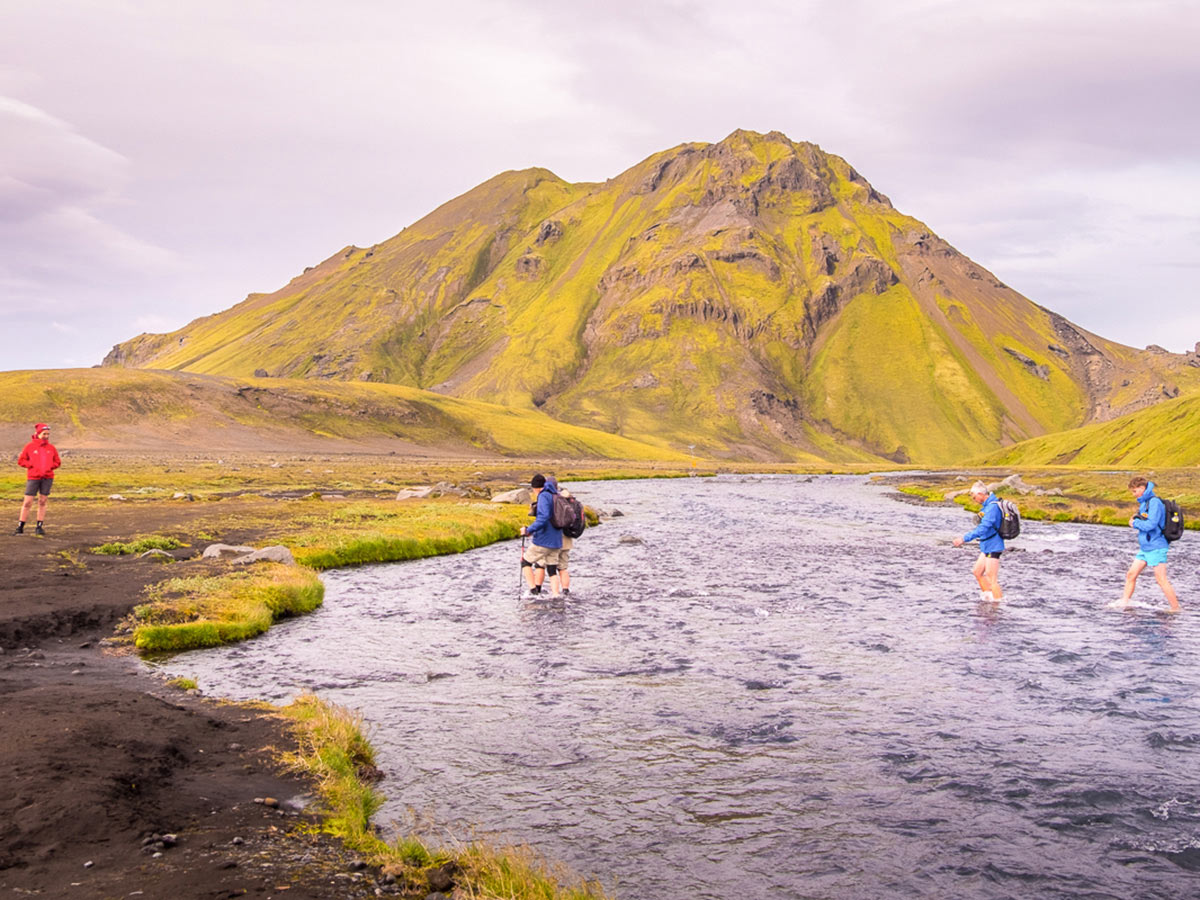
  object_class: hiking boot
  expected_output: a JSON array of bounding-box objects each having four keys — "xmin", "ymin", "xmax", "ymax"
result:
[
  {"xmin": 12, "ymin": 523, "xmax": 24, "ymax": 535},
  {"xmin": 529, "ymin": 585, "xmax": 542, "ymax": 595},
  {"xmin": 34, "ymin": 524, "xmax": 45, "ymax": 536},
  {"xmin": 561, "ymin": 588, "xmax": 570, "ymax": 596}
]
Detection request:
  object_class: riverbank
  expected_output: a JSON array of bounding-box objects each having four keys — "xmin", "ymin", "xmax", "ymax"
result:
[
  {"xmin": 0, "ymin": 455, "xmax": 645, "ymax": 898},
  {"xmin": 882, "ymin": 466, "xmax": 1200, "ymax": 528},
  {"xmin": 0, "ymin": 499, "xmax": 385, "ymax": 898}
]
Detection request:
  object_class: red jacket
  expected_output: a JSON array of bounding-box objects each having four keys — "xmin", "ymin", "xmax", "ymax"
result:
[{"xmin": 18, "ymin": 439, "xmax": 61, "ymax": 480}]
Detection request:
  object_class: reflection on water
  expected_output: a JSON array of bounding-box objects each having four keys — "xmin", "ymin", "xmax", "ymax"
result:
[{"xmin": 161, "ymin": 476, "xmax": 1200, "ymax": 899}]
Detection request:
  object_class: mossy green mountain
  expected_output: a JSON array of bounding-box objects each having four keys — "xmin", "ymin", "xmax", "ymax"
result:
[{"xmin": 104, "ymin": 130, "xmax": 1200, "ymax": 464}]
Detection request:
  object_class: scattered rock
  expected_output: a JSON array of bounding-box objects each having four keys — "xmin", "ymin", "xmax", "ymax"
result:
[
  {"xmin": 491, "ymin": 487, "xmax": 532, "ymax": 504},
  {"xmin": 618, "ymin": 535, "xmax": 644, "ymax": 545},
  {"xmin": 109, "ymin": 494, "xmax": 127, "ymax": 501},
  {"xmin": 230, "ymin": 546, "xmax": 296, "ymax": 566},
  {"xmin": 1003, "ymin": 348, "xmax": 1050, "ymax": 380},
  {"xmin": 348, "ymin": 859, "xmax": 368, "ymax": 872},
  {"xmin": 610, "ymin": 509, "xmax": 624, "ymax": 517},
  {"xmin": 254, "ymin": 368, "xmax": 269, "ymax": 377},
  {"xmin": 395, "ymin": 487, "xmax": 434, "ymax": 500},
  {"xmin": 172, "ymin": 492, "xmax": 195, "ymax": 501},
  {"xmin": 138, "ymin": 549, "xmax": 175, "ymax": 561},
  {"xmin": 254, "ymin": 797, "xmax": 280, "ymax": 808},
  {"xmin": 427, "ymin": 861, "xmax": 458, "ymax": 892},
  {"xmin": 201, "ymin": 543, "xmax": 256, "ymax": 559}
]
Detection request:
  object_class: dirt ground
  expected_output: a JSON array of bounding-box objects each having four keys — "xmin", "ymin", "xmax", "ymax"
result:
[{"xmin": 0, "ymin": 501, "xmax": 386, "ymax": 900}]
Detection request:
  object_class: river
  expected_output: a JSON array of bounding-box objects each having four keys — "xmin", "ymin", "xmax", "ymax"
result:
[{"xmin": 159, "ymin": 474, "xmax": 1200, "ymax": 899}]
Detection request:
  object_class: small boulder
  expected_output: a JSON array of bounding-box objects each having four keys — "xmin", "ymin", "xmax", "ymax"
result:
[
  {"xmin": 231, "ymin": 546, "xmax": 296, "ymax": 566},
  {"xmin": 109, "ymin": 494, "xmax": 127, "ymax": 501},
  {"xmin": 139, "ymin": 549, "xmax": 174, "ymax": 561},
  {"xmin": 491, "ymin": 487, "xmax": 532, "ymax": 504},
  {"xmin": 395, "ymin": 487, "xmax": 434, "ymax": 500},
  {"xmin": 201, "ymin": 543, "xmax": 255, "ymax": 560}
]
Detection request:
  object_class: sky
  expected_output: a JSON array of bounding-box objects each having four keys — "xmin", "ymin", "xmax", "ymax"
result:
[{"xmin": 1, "ymin": 0, "xmax": 1198, "ymax": 371}]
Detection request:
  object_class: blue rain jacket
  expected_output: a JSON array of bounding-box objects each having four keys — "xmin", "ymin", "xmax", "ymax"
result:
[
  {"xmin": 962, "ymin": 492, "xmax": 1005, "ymax": 554},
  {"xmin": 526, "ymin": 479, "xmax": 563, "ymax": 549},
  {"xmin": 1131, "ymin": 481, "xmax": 1168, "ymax": 552}
]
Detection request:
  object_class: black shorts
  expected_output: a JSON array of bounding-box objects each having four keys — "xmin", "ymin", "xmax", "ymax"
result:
[
  {"xmin": 24, "ymin": 478, "xmax": 53, "ymax": 497},
  {"xmin": 984, "ymin": 551, "xmax": 1002, "ymax": 559}
]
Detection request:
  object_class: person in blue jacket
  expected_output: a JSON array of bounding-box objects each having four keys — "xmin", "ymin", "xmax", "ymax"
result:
[
  {"xmin": 953, "ymin": 480, "xmax": 1005, "ymax": 603},
  {"xmin": 519, "ymin": 474, "xmax": 564, "ymax": 598},
  {"xmin": 1113, "ymin": 476, "xmax": 1180, "ymax": 612}
]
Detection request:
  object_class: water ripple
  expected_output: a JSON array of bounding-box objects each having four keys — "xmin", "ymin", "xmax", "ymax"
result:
[{"xmin": 159, "ymin": 475, "xmax": 1200, "ymax": 899}]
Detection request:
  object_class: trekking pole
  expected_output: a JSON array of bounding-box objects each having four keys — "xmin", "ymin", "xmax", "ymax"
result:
[{"xmin": 518, "ymin": 533, "xmax": 526, "ymax": 602}]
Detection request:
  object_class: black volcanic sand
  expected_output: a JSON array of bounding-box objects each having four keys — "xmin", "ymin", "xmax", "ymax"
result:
[{"xmin": 0, "ymin": 502, "xmax": 381, "ymax": 899}]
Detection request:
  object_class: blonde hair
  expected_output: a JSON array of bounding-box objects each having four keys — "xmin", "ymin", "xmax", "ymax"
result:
[{"xmin": 970, "ymin": 480, "xmax": 988, "ymax": 495}]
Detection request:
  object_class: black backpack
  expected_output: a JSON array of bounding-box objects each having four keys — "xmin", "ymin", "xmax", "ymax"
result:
[
  {"xmin": 1161, "ymin": 499, "xmax": 1185, "ymax": 543},
  {"xmin": 997, "ymin": 499, "xmax": 1021, "ymax": 540},
  {"xmin": 551, "ymin": 493, "xmax": 586, "ymax": 538}
]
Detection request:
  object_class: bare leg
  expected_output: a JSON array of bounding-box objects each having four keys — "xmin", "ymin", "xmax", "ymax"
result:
[
  {"xmin": 971, "ymin": 555, "xmax": 989, "ymax": 592},
  {"xmin": 19, "ymin": 496, "xmax": 34, "ymax": 523},
  {"xmin": 1151, "ymin": 564, "xmax": 1180, "ymax": 612},
  {"xmin": 1122, "ymin": 558, "xmax": 1147, "ymax": 603},
  {"xmin": 982, "ymin": 557, "xmax": 1003, "ymax": 600}
]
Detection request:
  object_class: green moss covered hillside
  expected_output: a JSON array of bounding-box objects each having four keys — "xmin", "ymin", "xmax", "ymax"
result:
[{"xmin": 103, "ymin": 130, "xmax": 1200, "ymax": 464}]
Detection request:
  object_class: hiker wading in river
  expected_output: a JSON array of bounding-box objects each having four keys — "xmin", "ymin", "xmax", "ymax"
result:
[
  {"xmin": 520, "ymin": 474, "xmax": 563, "ymax": 598},
  {"xmin": 953, "ymin": 480, "xmax": 1005, "ymax": 603}
]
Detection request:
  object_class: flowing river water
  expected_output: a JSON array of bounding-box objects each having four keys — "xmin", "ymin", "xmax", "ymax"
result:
[{"xmin": 159, "ymin": 475, "xmax": 1200, "ymax": 899}]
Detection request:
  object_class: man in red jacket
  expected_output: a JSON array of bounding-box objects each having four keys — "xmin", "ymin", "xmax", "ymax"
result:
[{"xmin": 15, "ymin": 423, "xmax": 60, "ymax": 536}]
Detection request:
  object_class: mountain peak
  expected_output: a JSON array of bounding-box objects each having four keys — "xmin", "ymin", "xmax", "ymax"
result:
[{"xmin": 101, "ymin": 134, "xmax": 1200, "ymax": 463}]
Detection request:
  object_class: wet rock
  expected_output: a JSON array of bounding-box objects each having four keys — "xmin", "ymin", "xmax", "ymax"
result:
[
  {"xmin": 230, "ymin": 546, "xmax": 296, "ymax": 566},
  {"xmin": 618, "ymin": 535, "xmax": 644, "ymax": 545},
  {"xmin": 202, "ymin": 543, "xmax": 255, "ymax": 559},
  {"xmin": 491, "ymin": 487, "xmax": 532, "ymax": 504},
  {"xmin": 427, "ymin": 861, "xmax": 458, "ymax": 892},
  {"xmin": 254, "ymin": 796, "xmax": 279, "ymax": 808}
]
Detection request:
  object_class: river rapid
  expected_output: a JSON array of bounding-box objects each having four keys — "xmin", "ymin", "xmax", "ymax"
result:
[{"xmin": 160, "ymin": 475, "xmax": 1200, "ymax": 899}]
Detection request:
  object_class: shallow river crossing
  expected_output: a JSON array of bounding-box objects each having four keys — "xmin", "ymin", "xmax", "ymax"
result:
[{"xmin": 160, "ymin": 475, "xmax": 1200, "ymax": 899}]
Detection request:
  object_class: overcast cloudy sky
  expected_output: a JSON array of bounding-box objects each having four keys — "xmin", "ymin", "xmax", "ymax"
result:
[{"xmin": 2, "ymin": 0, "xmax": 1197, "ymax": 371}]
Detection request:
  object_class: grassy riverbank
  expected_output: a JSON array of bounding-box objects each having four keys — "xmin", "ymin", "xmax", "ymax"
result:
[
  {"xmin": 282, "ymin": 694, "xmax": 612, "ymax": 900},
  {"xmin": 887, "ymin": 467, "xmax": 1200, "ymax": 528}
]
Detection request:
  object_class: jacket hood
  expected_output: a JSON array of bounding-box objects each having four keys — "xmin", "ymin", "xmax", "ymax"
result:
[{"xmin": 1141, "ymin": 481, "xmax": 1158, "ymax": 501}]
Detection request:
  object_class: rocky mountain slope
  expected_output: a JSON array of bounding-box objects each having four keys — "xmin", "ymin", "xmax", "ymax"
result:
[{"xmin": 104, "ymin": 131, "xmax": 1200, "ymax": 464}]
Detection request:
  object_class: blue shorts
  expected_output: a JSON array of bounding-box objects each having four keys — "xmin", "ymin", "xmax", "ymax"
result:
[{"xmin": 1136, "ymin": 548, "xmax": 1168, "ymax": 567}]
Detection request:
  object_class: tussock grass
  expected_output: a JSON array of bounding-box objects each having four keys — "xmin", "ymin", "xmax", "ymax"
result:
[
  {"xmin": 93, "ymin": 535, "xmax": 184, "ymax": 555},
  {"xmin": 284, "ymin": 502, "xmax": 529, "ymax": 569},
  {"xmin": 130, "ymin": 565, "xmax": 324, "ymax": 652},
  {"xmin": 281, "ymin": 694, "xmax": 612, "ymax": 900}
]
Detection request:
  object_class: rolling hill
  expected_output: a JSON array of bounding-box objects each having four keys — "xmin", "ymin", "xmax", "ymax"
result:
[
  {"xmin": 0, "ymin": 369, "xmax": 691, "ymax": 460},
  {"xmin": 102, "ymin": 130, "xmax": 1200, "ymax": 464},
  {"xmin": 981, "ymin": 390, "xmax": 1200, "ymax": 468}
]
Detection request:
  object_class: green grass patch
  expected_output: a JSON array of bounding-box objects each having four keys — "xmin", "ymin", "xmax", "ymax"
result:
[
  {"xmin": 129, "ymin": 565, "xmax": 324, "ymax": 652},
  {"xmin": 281, "ymin": 694, "xmax": 612, "ymax": 900},
  {"xmin": 167, "ymin": 676, "xmax": 198, "ymax": 691},
  {"xmin": 93, "ymin": 535, "xmax": 184, "ymax": 555}
]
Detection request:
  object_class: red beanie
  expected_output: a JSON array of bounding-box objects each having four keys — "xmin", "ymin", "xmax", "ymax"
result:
[{"xmin": 34, "ymin": 423, "xmax": 49, "ymax": 436}]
